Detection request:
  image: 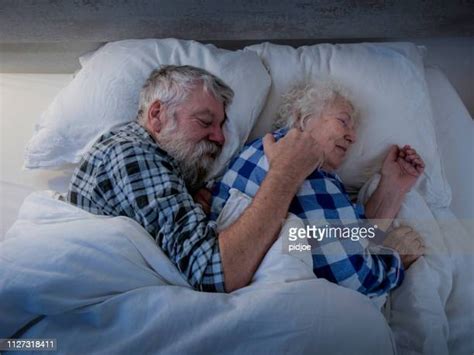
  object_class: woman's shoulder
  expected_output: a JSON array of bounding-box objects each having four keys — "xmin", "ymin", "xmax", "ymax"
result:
[
  {"xmin": 244, "ymin": 128, "xmax": 289, "ymax": 148},
  {"xmin": 238, "ymin": 128, "xmax": 288, "ymax": 159}
]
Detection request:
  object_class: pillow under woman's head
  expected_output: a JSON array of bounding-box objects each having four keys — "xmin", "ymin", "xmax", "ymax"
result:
[{"xmin": 245, "ymin": 42, "xmax": 451, "ymax": 208}]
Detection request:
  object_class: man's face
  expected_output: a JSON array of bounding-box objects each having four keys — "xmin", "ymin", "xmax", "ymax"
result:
[
  {"xmin": 170, "ymin": 84, "xmax": 226, "ymax": 152},
  {"xmin": 153, "ymin": 85, "xmax": 226, "ymax": 191}
]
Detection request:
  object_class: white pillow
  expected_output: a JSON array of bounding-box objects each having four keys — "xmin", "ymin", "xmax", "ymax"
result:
[
  {"xmin": 24, "ymin": 39, "xmax": 271, "ymax": 179},
  {"xmin": 245, "ymin": 42, "xmax": 451, "ymax": 208}
]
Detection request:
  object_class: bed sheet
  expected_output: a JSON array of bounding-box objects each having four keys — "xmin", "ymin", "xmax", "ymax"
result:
[{"xmin": 431, "ymin": 207, "xmax": 474, "ymax": 354}]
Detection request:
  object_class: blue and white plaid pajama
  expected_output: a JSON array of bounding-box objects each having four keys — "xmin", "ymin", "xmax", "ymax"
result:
[{"xmin": 211, "ymin": 128, "xmax": 404, "ymax": 297}]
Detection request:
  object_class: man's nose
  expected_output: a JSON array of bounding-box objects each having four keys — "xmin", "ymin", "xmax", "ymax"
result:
[{"xmin": 209, "ymin": 125, "xmax": 225, "ymax": 146}]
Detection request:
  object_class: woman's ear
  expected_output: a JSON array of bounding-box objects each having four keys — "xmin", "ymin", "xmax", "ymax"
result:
[{"xmin": 147, "ymin": 100, "xmax": 163, "ymax": 134}]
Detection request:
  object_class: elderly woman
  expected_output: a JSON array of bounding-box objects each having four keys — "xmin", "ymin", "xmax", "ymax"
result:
[{"xmin": 210, "ymin": 80, "xmax": 425, "ymax": 297}]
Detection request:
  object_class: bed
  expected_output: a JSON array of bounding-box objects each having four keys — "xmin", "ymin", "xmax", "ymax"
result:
[{"xmin": 0, "ymin": 9, "xmax": 473, "ymax": 354}]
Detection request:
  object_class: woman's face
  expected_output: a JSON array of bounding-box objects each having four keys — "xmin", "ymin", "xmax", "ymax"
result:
[{"xmin": 304, "ymin": 96, "xmax": 356, "ymax": 171}]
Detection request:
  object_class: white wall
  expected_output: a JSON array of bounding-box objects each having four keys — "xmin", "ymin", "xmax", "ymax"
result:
[
  {"xmin": 408, "ymin": 37, "xmax": 474, "ymax": 117},
  {"xmin": 0, "ymin": 74, "xmax": 74, "ymax": 191}
]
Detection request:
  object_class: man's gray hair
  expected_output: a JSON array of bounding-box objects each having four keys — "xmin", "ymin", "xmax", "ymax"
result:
[
  {"xmin": 137, "ymin": 65, "xmax": 234, "ymax": 125},
  {"xmin": 274, "ymin": 79, "xmax": 357, "ymax": 130}
]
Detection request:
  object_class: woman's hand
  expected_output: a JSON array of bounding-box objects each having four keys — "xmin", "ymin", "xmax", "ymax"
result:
[
  {"xmin": 381, "ymin": 145, "xmax": 425, "ymax": 194},
  {"xmin": 383, "ymin": 226, "xmax": 425, "ymax": 269}
]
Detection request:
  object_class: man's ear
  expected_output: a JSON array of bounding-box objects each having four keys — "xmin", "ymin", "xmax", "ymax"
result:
[{"xmin": 147, "ymin": 100, "xmax": 163, "ymax": 134}]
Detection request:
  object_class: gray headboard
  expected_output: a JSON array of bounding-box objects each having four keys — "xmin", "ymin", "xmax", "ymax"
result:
[{"xmin": 1, "ymin": 0, "xmax": 473, "ymax": 73}]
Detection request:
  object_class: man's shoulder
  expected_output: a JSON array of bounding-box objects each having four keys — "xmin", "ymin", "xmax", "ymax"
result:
[
  {"xmin": 81, "ymin": 122, "xmax": 175, "ymax": 173},
  {"xmin": 96, "ymin": 122, "xmax": 153, "ymax": 149},
  {"xmin": 90, "ymin": 122, "xmax": 161, "ymax": 157}
]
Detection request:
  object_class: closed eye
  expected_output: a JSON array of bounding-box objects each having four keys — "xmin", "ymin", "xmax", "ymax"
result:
[
  {"xmin": 195, "ymin": 118, "xmax": 212, "ymax": 128},
  {"xmin": 337, "ymin": 117, "xmax": 348, "ymax": 127}
]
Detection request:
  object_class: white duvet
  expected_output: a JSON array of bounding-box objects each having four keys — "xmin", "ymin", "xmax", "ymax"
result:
[
  {"xmin": 0, "ymin": 191, "xmax": 396, "ymax": 354},
  {"xmin": 358, "ymin": 174, "xmax": 474, "ymax": 355}
]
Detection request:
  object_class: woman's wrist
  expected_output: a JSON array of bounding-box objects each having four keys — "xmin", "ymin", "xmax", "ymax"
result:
[{"xmin": 379, "ymin": 174, "xmax": 410, "ymax": 196}]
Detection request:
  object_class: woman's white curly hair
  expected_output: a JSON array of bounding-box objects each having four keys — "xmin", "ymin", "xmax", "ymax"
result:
[{"xmin": 274, "ymin": 79, "xmax": 357, "ymax": 130}]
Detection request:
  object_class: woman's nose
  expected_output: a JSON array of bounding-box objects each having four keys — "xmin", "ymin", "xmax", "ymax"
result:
[{"xmin": 345, "ymin": 129, "xmax": 356, "ymax": 144}]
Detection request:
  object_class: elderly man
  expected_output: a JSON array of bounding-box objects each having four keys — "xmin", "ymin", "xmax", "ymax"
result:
[
  {"xmin": 212, "ymin": 80, "xmax": 425, "ymax": 297},
  {"xmin": 67, "ymin": 65, "xmax": 325, "ymax": 293}
]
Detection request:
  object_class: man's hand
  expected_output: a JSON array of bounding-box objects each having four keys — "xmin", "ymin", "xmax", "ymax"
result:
[
  {"xmin": 383, "ymin": 226, "xmax": 425, "ymax": 269},
  {"xmin": 381, "ymin": 145, "xmax": 425, "ymax": 194},
  {"xmin": 263, "ymin": 128, "xmax": 329, "ymax": 186},
  {"xmin": 219, "ymin": 129, "xmax": 333, "ymax": 292},
  {"xmin": 193, "ymin": 188, "xmax": 212, "ymax": 215}
]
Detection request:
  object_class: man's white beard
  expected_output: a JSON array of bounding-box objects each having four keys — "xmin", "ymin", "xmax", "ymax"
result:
[{"xmin": 157, "ymin": 120, "xmax": 221, "ymax": 192}]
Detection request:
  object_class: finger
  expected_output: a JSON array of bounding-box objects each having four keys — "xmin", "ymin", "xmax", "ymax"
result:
[
  {"xmin": 413, "ymin": 162, "xmax": 424, "ymax": 172},
  {"xmin": 417, "ymin": 243, "xmax": 425, "ymax": 255},
  {"xmin": 390, "ymin": 226, "xmax": 413, "ymax": 238},
  {"xmin": 399, "ymin": 158, "xmax": 419, "ymax": 176},
  {"xmin": 408, "ymin": 233, "xmax": 425, "ymax": 252},
  {"xmin": 415, "ymin": 234, "xmax": 425, "ymax": 248},
  {"xmin": 411, "ymin": 241, "xmax": 425, "ymax": 257},
  {"xmin": 386, "ymin": 145, "xmax": 399, "ymax": 162},
  {"xmin": 404, "ymin": 153, "xmax": 420, "ymax": 163},
  {"xmin": 405, "ymin": 153, "xmax": 419, "ymax": 162},
  {"xmin": 405, "ymin": 151, "xmax": 418, "ymax": 158},
  {"xmin": 405, "ymin": 231, "xmax": 422, "ymax": 246},
  {"xmin": 262, "ymin": 133, "xmax": 275, "ymax": 154},
  {"xmin": 416, "ymin": 158, "xmax": 425, "ymax": 168}
]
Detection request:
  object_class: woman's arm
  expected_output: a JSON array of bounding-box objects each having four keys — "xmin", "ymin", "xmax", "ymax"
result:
[
  {"xmin": 364, "ymin": 178, "xmax": 406, "ymax": 231},
  {"xmin": 364, "ymin": 144, "xmax": 425, "ymax": 231}
]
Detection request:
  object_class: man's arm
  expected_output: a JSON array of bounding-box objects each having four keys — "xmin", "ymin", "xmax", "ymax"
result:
[
  {"xmin": 218, "ymin": 129, "xmax": 326, "ymax": 292},
  {"xmin": 96, "ymin": 129, "xmax": 325, "ymax": 293}
]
